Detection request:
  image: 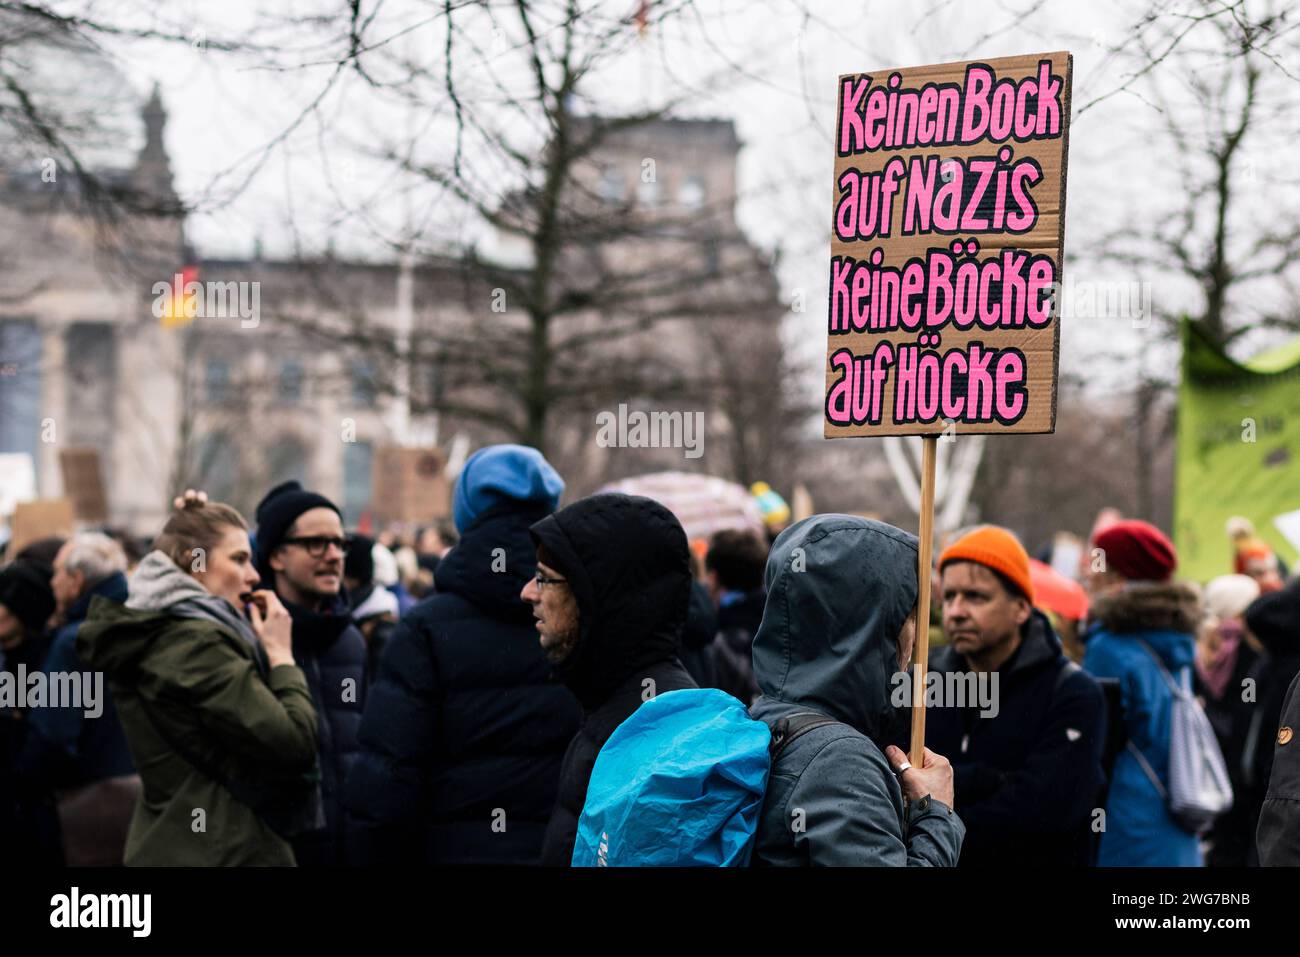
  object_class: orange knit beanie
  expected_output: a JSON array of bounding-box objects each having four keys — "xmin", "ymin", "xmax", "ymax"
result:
[{"xmin": 938, "ymin": 526, "xmax": 1035, "ymax": 603}]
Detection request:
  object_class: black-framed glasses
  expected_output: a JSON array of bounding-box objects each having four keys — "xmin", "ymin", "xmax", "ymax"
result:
[
  {"xmin": 535, "ymin": 571, "xmax": 568, "ymax": 589},
  {"xmin": 281, "ymin": 536, "xmax": 349, "ymax": 558}
]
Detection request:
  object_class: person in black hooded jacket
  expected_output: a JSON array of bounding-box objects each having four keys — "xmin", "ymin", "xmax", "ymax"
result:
[
  {"xmin": 526, "ymin": 493, "xmax": 699, "ymax": 866},
  {"xmin": 1240, "ymin": 579, "xmax": 1300, "ymax": 864},
  {"xmin": 1256, "ymin": 579, "xmax": 1300, "ymax": 865},
  {"xmin": 344, "ymin": 445, "xmax": 580, "ymax": 865}
]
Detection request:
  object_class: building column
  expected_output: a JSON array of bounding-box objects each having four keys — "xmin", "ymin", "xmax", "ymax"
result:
[
  {"xmin": 112, "ymin": 312, "xmax": 183, "ymax": 533},
  {"xmin": 37, "ymin": 321, "xmax": 65, "ymax": 499}
]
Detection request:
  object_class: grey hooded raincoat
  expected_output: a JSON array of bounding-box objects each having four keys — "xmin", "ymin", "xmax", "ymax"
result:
[{"xmin": 749, "ymin": 515, "xmax": 965, "ymax": 866}]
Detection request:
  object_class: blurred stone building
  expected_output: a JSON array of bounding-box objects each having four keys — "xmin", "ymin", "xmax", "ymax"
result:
[{"xmin": 0, "ymin": 86, "xmax": 792, "ymax": 535}]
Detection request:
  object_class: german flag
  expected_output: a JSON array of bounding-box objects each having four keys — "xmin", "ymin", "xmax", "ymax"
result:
[{"xmin": 160, "ymin": 265, "xmax": 200, "ymax": 328}]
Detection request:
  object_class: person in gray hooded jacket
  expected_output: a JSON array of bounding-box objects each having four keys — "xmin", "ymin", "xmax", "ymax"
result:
[{"xmin": 749, "ymin": 514, "xmax": 965, "ymax": 866}]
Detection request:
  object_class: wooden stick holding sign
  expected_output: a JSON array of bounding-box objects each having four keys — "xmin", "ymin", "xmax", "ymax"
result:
[
  {"xmin": 821, "ymin": 52, "xmax": 1071, "ymax": 765},
  {"xmin": 910, "ymin": 435, "xmax": 937, "ymax": 767}
]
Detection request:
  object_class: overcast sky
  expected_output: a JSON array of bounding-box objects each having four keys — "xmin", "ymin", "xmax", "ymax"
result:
[{"xmin": 79, "ymin": 0, "xmax": 1300, "ymax": 391}]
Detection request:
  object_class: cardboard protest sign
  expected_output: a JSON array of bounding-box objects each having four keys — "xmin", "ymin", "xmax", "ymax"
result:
[
  {"xmin": 824, "ymin": 51, "xmax": 1072, "ymax": 437},
  {"xmin": 371, "ymin": 446, "xmax": 451, "ymax": 526},
  {"xmin": 59, "ymin": 448, "xmax": 109, "ymax": 524},
  {"xmin": 8, "ymin": 499, "xmax": 75, "ymax": 557}
]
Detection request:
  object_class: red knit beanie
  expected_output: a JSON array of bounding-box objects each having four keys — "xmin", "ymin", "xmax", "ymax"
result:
[
  {"xmin": 1093, "ymin": 520, "xmax": 1177, "ymax": 582},
  {"xmin": 938, "ymin": 526, "xmax": 1034, "ymax": 604}
]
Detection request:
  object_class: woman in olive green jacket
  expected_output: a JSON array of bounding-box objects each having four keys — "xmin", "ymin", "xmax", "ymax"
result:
[{"xmin": 78, "ymin": 492, "xmax": 319, "ymax": 866}]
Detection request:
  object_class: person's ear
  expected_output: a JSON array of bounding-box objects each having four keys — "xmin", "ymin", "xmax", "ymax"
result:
[
  {"xmin": 269, "ymin": 547, "xmax": 287, "ymax": 573},
  {"xmin": 1014, "ymin": 596, "xmax": 1032, "ymax": 627}
]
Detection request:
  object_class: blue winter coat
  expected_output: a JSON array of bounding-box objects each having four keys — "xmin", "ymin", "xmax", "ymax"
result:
[
  {"xmin": 1082, "ymin": 581, "xmax": 1203, "ymax": 867},
  {"xmin": 344, "ymin": 505, "xmax": 582, "ymax": 865}
]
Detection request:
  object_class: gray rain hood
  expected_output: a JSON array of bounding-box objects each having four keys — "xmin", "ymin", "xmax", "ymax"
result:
[{"xmin": 751, "ymin": 515, "xmax": 919, "ymax": 741}]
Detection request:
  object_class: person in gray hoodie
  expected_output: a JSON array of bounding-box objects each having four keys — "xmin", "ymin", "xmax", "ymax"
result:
[{"xmin": 749, "ymin": 514, "xmax": 965, "ymax": 866}]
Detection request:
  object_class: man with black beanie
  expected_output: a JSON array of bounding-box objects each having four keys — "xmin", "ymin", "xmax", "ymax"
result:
[
  {"xmin": 254, "ymin": 480, "xmax": 367, "ymax": 867},
  {"xmin": 523, "ymin": 492, "xmax": 698, "ymax": 866}
]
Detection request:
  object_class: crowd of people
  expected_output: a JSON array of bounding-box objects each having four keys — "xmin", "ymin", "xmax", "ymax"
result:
[{"xmin": 1, "ymin": 442, "xmax": 1297, "ymax": 867}]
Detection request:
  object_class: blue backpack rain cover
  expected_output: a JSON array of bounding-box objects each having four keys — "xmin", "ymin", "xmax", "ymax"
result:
[{"xmin": 572, "ymin": 688, "xmax": 772, "ymax": 867}]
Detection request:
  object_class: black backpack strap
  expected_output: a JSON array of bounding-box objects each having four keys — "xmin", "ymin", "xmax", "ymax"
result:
[{"xmin": 769, "ymin": 712, "xmax": 842, "ymax": 762}]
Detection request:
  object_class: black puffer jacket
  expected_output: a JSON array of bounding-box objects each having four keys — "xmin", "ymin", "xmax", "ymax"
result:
[
  {"xmin": 344, "ymin": 505, "xmax": 581, "ymax": 865},
  {"xmin": 530, "ymin": 494, "xmax": 698, "ymax": 866},
  {"xmin": 1240, "ymin": 581, "xmax": 1300, "ymax": 864},
  {"xmin": 1259, "ymin": 669, "xmax": 1300, "ymax": 866},
  {"xmin": 283, "ymin": 596, "xmax": 367, "ymax": 867}
]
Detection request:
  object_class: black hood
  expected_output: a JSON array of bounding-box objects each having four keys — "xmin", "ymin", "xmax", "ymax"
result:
[
  {"xmin": 529, "ymin": 493, "xmax": 690, "ymax": 709},
  {"xmin": 434, "ymin": 503, "xmax": 551, "ymax": 623}
]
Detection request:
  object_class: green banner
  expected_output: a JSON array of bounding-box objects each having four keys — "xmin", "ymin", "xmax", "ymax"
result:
[{"xmin": 1175, "ymin": 318, "xmax": 1300, "ymax": 583}]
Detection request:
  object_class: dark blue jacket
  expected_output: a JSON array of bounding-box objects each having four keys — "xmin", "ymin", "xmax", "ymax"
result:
[
  {"xmin": 1, "ymin": 622, "xmax": 59, "ymax": 865},
  {"xmin": 282, "ymin": 595, "xmax": 367, "ymax": 867},
  {"xmin": 20, "ymin": 572, "xmax": 135, "ymax": 788},
  {"xmin": 925, "ymin": 609, "xmax": 1106, "ymax": 868},
  {"xmin": 344, "ymin": 505, "xmax": 581, "ymax": 865}
]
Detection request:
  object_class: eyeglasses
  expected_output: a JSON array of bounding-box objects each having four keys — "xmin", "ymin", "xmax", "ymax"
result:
[
  {"xmin": 281, "ymin": 536, "xmax": 349, "ymax": 558},
  {"xmin": 534, "ymin": 572, "xmax": 568, "ymax": 589}
]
